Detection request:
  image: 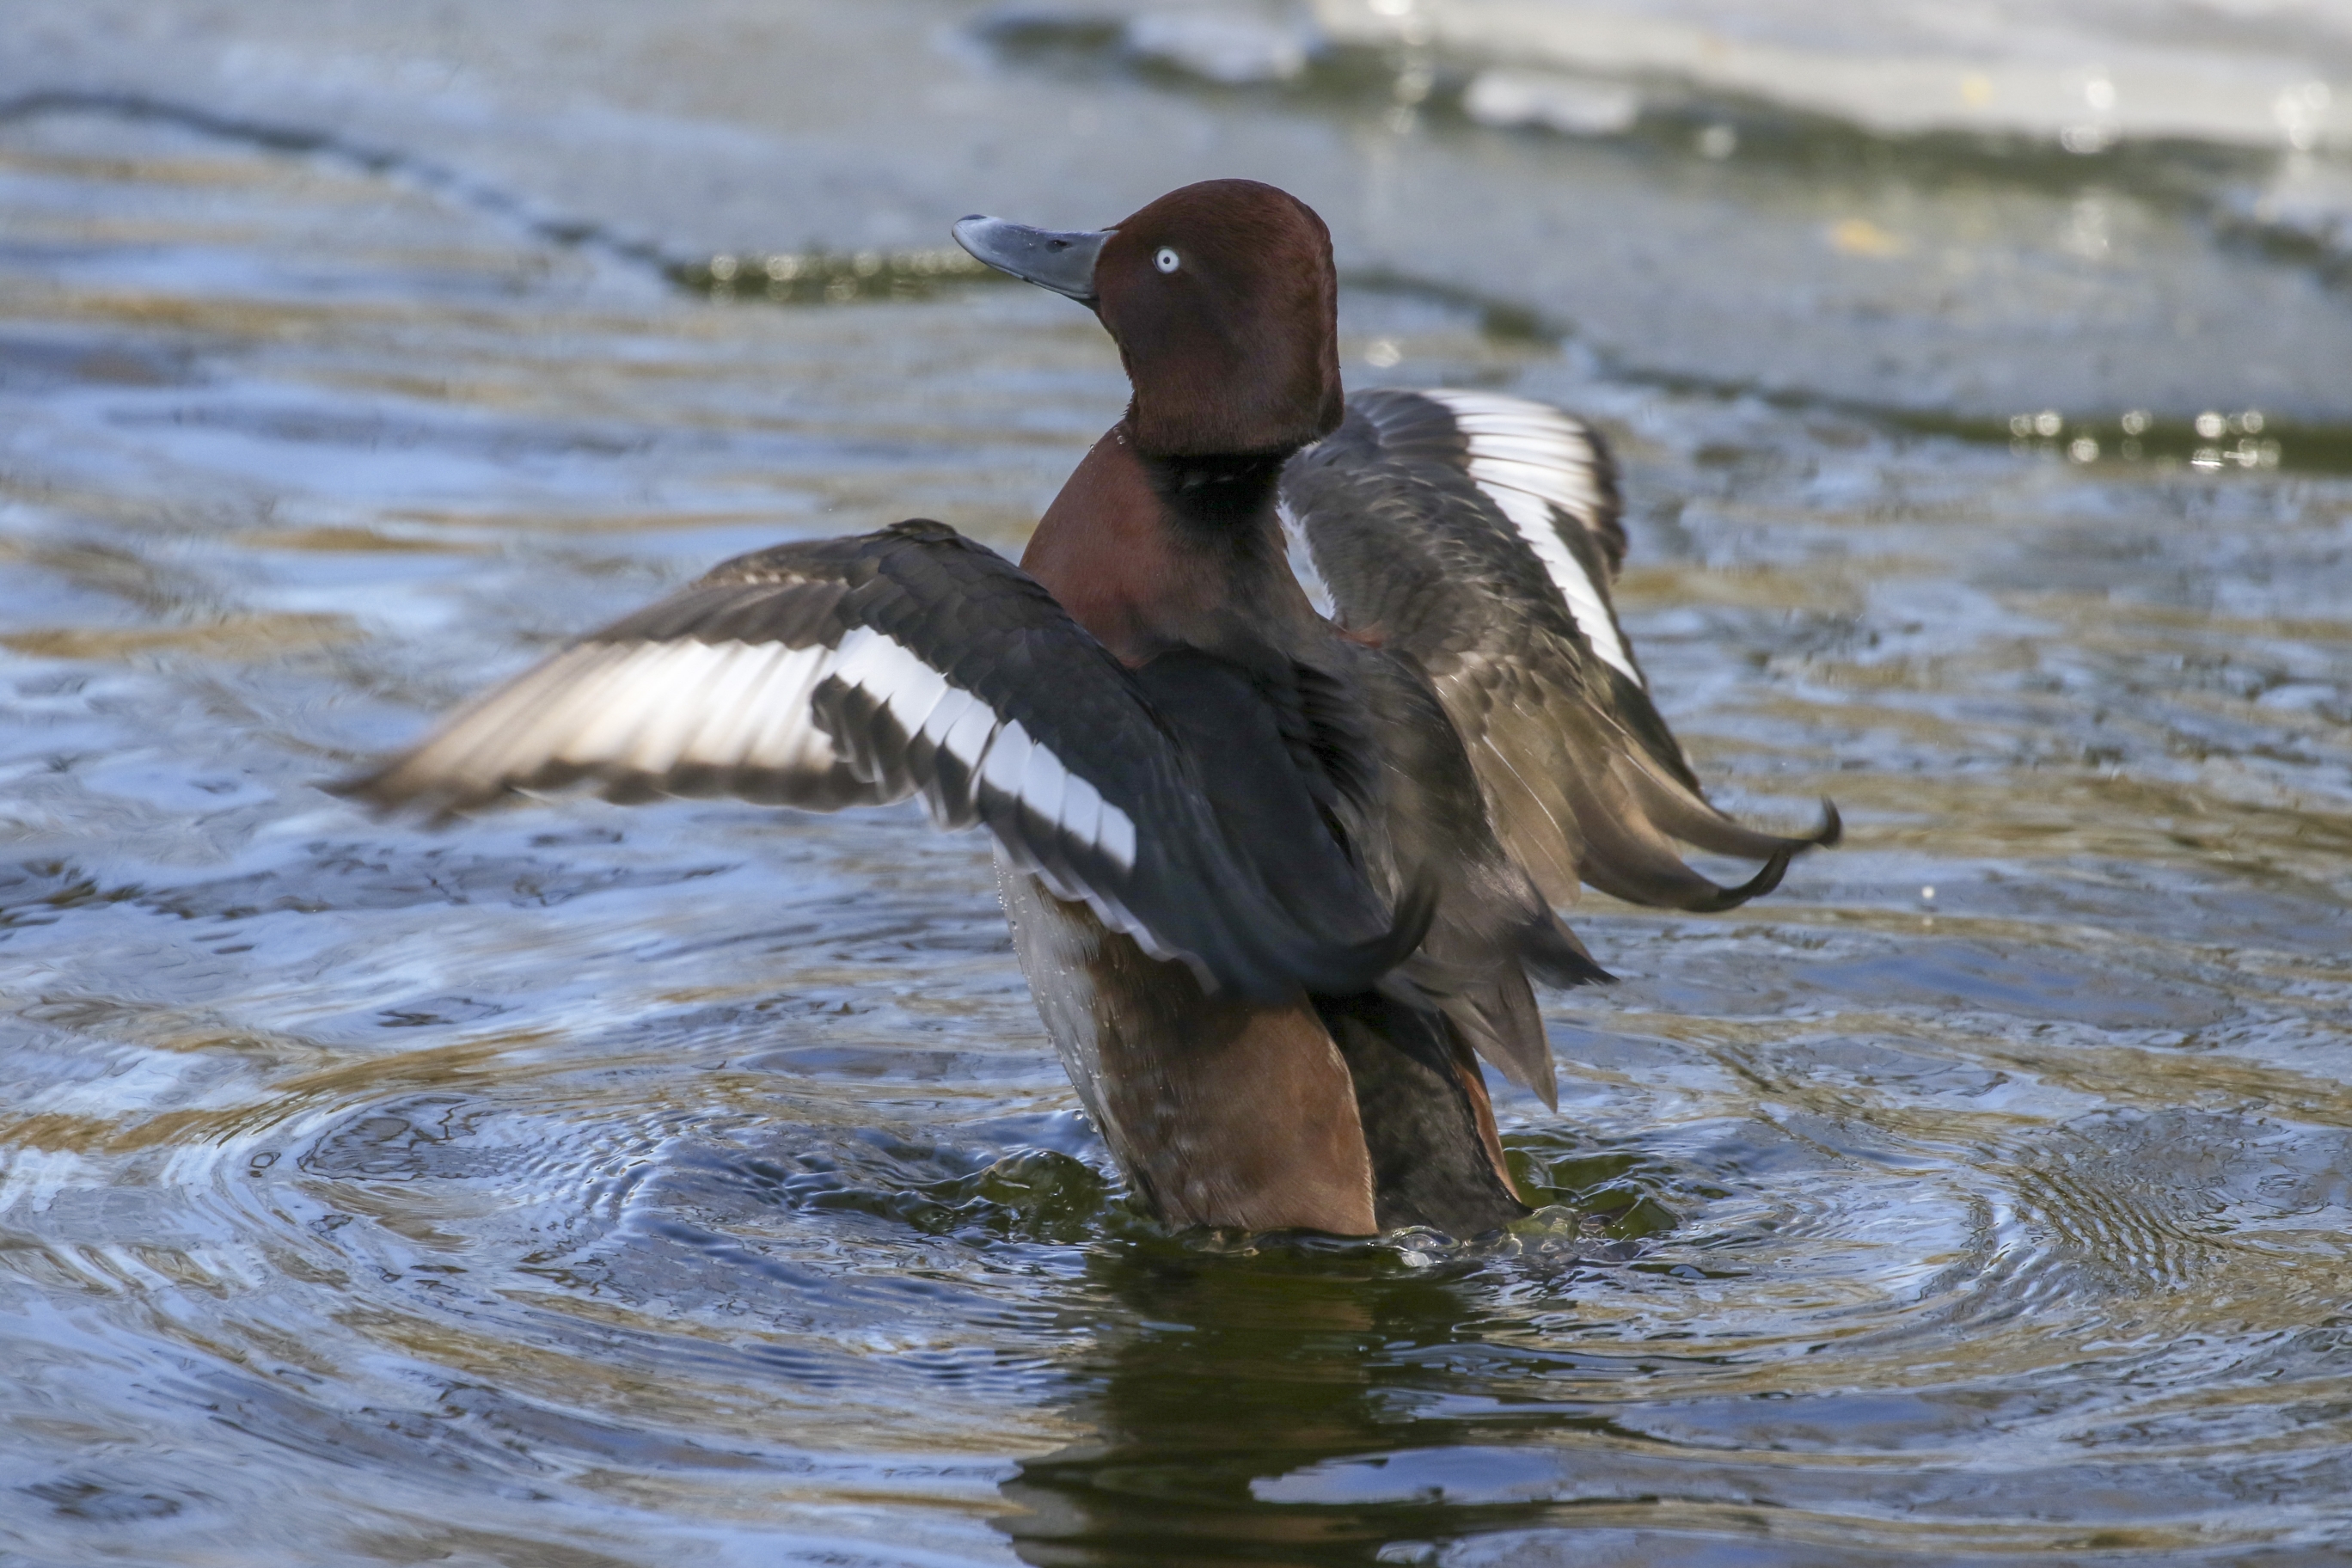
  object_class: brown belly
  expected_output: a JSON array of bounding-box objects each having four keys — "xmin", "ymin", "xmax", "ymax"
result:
[{"xmin": 995, "ymin": 859, "xmax": 1380, "ymax": 1234}]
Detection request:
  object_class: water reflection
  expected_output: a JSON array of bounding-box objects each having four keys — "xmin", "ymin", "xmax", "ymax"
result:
[{"xmin": 1001, "ymin": 1246, "xmax": 1506, "ymax": 1565}]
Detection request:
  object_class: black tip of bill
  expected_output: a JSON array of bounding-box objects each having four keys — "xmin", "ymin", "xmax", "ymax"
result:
[{"xmin": 952, "ymin": 216, "xmax": 1111, "ymax": 304}]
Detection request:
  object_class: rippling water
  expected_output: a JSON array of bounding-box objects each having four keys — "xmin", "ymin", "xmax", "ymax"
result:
[{"xmin": 5, "ymin": 6, "xmax": 2352, "ymax": 1564}]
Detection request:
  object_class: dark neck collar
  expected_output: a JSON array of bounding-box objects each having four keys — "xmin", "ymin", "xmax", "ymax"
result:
[{"xmin": 1136, "ymin": 446, "xmax": 1291, "ymax": 534}]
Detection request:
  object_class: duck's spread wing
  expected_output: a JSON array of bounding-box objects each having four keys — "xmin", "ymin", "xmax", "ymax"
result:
[
  {"xmin": 339, "ymin": 519, "xmax": 1420, "ymax": 1001},
  {"xmin": 1283, "ymin": 389, "xmax": 1836, "ymax": 913}
]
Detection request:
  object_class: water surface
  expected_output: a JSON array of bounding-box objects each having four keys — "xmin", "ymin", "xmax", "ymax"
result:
[{"xmin": 3, "ymin": 7, "xmax": 2352, "ymax": 1564}]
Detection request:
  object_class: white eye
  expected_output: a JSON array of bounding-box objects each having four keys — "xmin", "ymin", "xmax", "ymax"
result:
[{"xmin": 1155, "ymin": 247, "xmax": 1180, "ymax": 274}]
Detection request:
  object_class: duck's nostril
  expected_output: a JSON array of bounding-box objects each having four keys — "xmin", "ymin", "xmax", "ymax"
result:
[{"xmin": 952, "ymin": 216, "xmax": 1109, "ymax": 303}]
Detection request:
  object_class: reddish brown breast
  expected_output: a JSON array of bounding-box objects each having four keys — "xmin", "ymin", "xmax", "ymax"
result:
[{"xmin": 1020, "ymin": 423, "xmax": 1223, "ymax": 666}]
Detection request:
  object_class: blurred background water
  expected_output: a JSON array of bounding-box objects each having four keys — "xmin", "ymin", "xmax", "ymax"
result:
[{"xmin": 3, "ymin": 3, "xmax": 2350, "ymax": 1565}]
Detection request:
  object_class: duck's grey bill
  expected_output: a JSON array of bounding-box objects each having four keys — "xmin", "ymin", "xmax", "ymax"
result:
[{"xmin": 952, "ymin": 216, "xmax": 1111, "ymax": 303}]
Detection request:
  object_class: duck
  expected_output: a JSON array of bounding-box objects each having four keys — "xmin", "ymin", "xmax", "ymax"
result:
[{"xmin": 342, "ymin": 179, "xmax": 1836, "ymax": 1239}]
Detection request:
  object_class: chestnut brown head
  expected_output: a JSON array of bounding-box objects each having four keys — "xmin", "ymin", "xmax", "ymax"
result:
[{"xmin": 953, "ymin": 180, "xmax": 1344, "ymax": 458}]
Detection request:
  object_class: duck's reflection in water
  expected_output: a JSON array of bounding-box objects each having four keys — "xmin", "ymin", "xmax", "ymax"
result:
[{"xmin": 994, "ymin": 1241, "xmax": 1559, "ymax": 1566}]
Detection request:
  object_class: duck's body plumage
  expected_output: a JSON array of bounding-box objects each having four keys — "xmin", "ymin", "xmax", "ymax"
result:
[{"xmin": 344, "ymin": 180, "xmax": 1834, "ymax": 1237}]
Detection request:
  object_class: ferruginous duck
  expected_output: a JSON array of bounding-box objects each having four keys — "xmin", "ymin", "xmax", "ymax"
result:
[{"xmin": 342, "ymin": 178, "xmax": 1836, "ymax": 1238}]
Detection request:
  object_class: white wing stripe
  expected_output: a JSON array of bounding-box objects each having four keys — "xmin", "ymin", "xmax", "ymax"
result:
[
  {"xmin": 1449, "ymin": 414, "xmax": 1585, "ymax": 442},
  {"xmin": 491, "ymin": 645, "xmax": 645, "ymax": 776},
  {"xmin": 832, "ymin": 625, "xmax": 946, "ymax": 719},
  {"xmin": 738, "ymin": 644, "xmax": 842, "ymax": 773},
  {"xmin": 884, "ymin": 677, "xmax": 956, "ymax": 744},
  {"xmin": 1477, "ymin": 482, "xmax": 1638, "ymax": 681},
  {"xmin": 1277, "ymin": 498, "xmax": 1336, "ymax": 621},
  {"xmin": 1457, "ymin": 442, "xmax": 1607, "ymax": 501},
  {"xmin": 940, "ymin": 701, "xmax": 998, "ymax": 775},
  {"xmin": 877, "ymin": 663, "xmax": 955, "ymax": 739},
  {"xmin": 489, "ymin": 646, "xmax": 635, "ymax": 767},
  {"xmin": 420, "ymin": 648, "xmax": 604, "ymax": 787},
  {"xmin": 914, "ymin": 686, "xmax": 982, "ymax": 753},
  {"xmin": 1428, "ymin": 389, "xmax": 1554, "ymax": 420},
  {"xmin": 611, "ymin": 642, "xmax": 735, "ymax": 774},
  {"xmin": 387, "ymin": 622, "xmax": 1143, "ymax": 873},
  {"xmin": 1449, "ymin": 429, "xmax": 1594, "ymax": 463},
  {"xmin": 829, "ymin": 626, "xmax": 960, "ymax": 780},
  {"xmin": 1060, "ymin": 771, "xmax": 1105, "ymax": 860},
  {"xmin": 1454, "ymin": 421, "xmax": 1573, "ymax": 442},
  {"xmin": 1098, "ymin": 795, "xmax": 1137, "ymax": 872},
  {"xmin": 554, "ymin": 643, "xmax": 689, "ymax": 764},
  {"xmin": 715, "ymin": 642, "xmax": 831, "ymax": 769},
  {"xmin": 980, "ymin": 718, "xmax": 1033, "ymax": 796},
  {"xmin": 1020, "ymin": 738, "xmax": 1067, "ymax": 831},
  {"xmin": 1468, "ymin": 455, "xmax": 1607, "ymax": 511},
  {"xmin": 677, "ymin": 641, "xmax": 795, "ymax": 766},
  {"xmin": 1422, "ymin": 389, "xmax": 1636, "ymax": 683},
  {"xmin": 982, "ymin": 720, "xmax": 1134, "ymax": 871}
]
